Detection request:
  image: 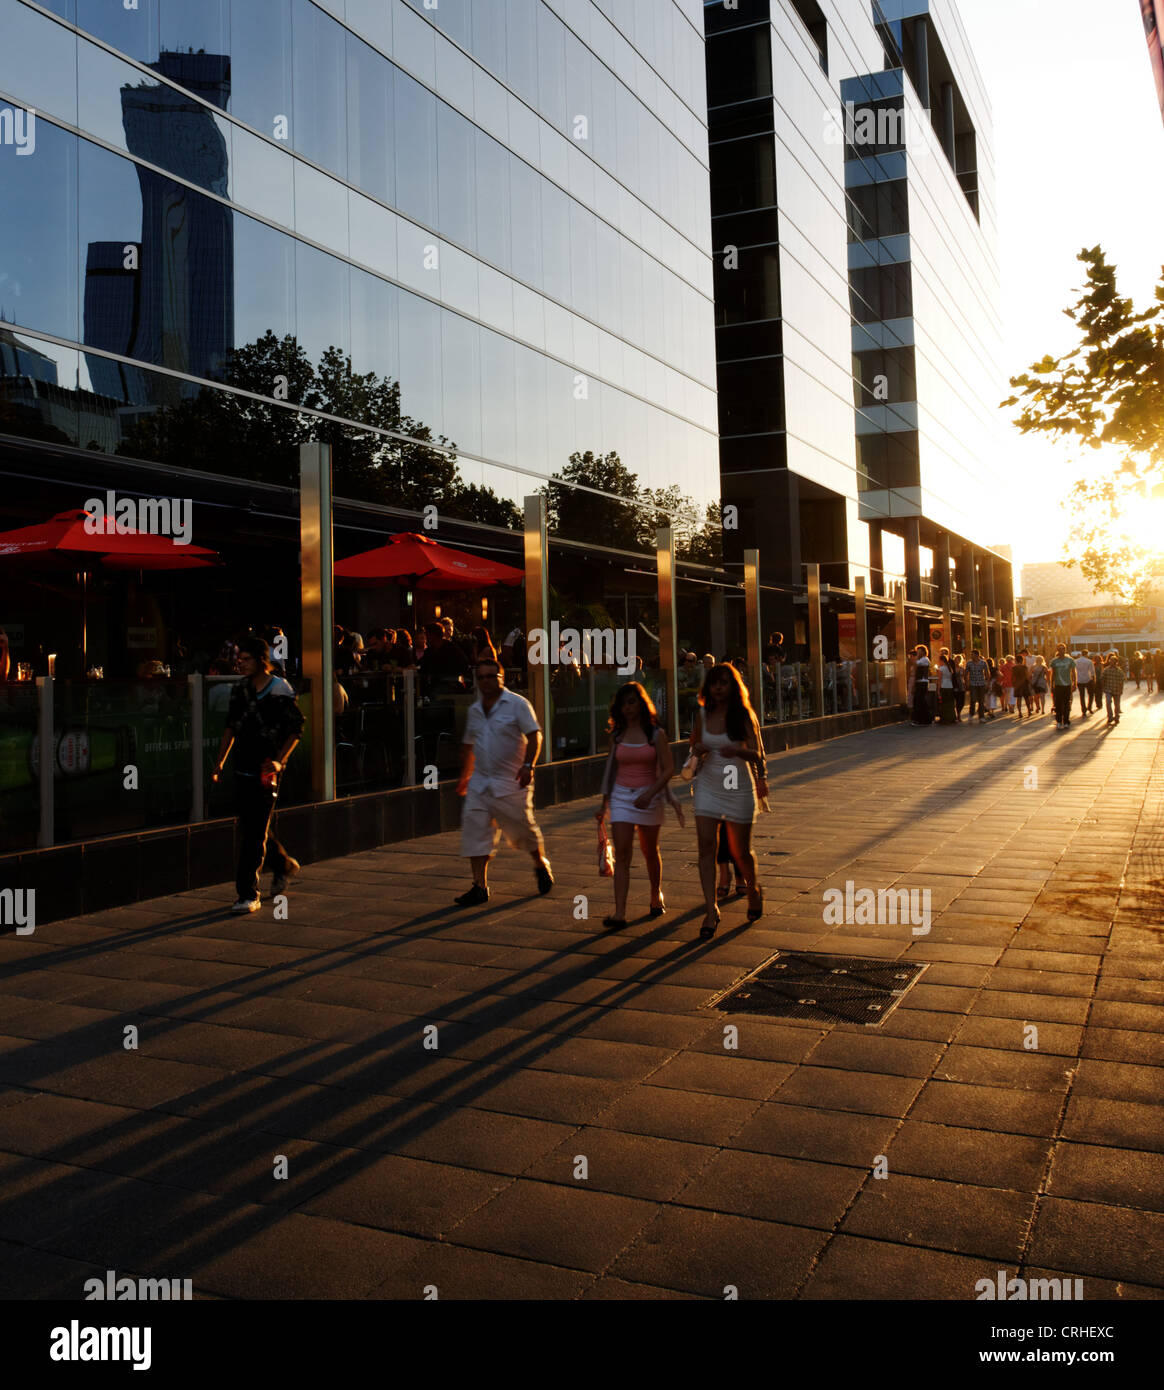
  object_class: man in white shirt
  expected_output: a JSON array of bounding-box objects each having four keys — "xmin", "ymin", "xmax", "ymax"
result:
[
  {"xmin": 1075, "ymin": 650, "xmax": 1097, "ymax": 716},
  {"xmin": 454, "ymin": 657, "xmax": 553, "ymax": 907}
]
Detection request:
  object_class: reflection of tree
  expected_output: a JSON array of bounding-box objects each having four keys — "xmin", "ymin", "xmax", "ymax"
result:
[
  {"xmin": 542, "ymin": 450, "xmax": 722, "ymax": 561},
  {"xmin": 118, "ymin": 331, "xmax": 522, "ymax": 527}
]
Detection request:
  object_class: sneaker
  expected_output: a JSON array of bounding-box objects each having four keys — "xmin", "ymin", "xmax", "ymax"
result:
[
  {"xmin": 272, "ymin": 857, "xmax": 300, "ymax": 894},
  {"xmin": 231, "ymin": 897, "xmax": 261, "ymax": 914},
  {"xmin": 535, "ymin": 861, "xmax": 554, "ymax": 895},
  {"xmin": 454, "ymin": 885, "xmax": 489, "ymax": 908}
]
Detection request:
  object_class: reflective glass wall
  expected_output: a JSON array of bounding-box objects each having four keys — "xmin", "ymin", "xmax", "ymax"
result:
[{"xmin": 0, "ymin": 0, "xmax": 720, "ymax": 543}]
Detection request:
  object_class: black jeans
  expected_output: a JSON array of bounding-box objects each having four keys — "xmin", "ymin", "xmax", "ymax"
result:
[
  {"xmin": 235, "ymin": 775, "xmax": 294, "ymax": 901},
  {"xmin": 968, "ymin": 686, "xmax": 986, "ymax": 718},
  {"xmin": 1053, "ymin": 686, "xmax": 1073, "ymax": 725},
  {"xmin": 1105, "ymin": 690, "xmax": 1121, "ymax": 721}
]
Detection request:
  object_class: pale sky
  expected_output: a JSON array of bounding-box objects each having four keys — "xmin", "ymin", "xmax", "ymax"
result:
[{"xmin": 958, "ymin": 0, "xmax": 1164, "ymax": 575}]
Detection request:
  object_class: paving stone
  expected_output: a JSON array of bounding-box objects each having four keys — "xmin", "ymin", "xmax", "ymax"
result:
[
  {"xmin": 188, "ymin": 1210, "xmax": 430, "ymax": 1298},
  {"xmin": 644, "ymin": 1051, "xmax": 793, "ymax": 1100},
  {"xmin": 589, "ymin": 1086, "xmax": 759, "ymax": 1146},
  {"xmin": 442, "ymin": 1179, "xmax": 655, "ymax": 1272},
  {"xmin": 841, "ymin": 1173, "xmax": 1036, "ymax": 1262},
  {"xmin": 1072, "ymin": 1058, "xmax": 1164, "ymax": 1106},
  {"xmin": 726, "ymin": 1102, "xmax": 900, "ymax": 1168},
  {"xmin": 772, "ymin": 1066, "xmax": 924, "ymax": 1118},
  {"xmin": 300, "ymin": 1153, "xmax": 509, "ymax": 1236},
  {"xmin": 365, "ymin": 1242, "xmax": 594, "ymax": 1300},
  {"xmin": 954, "ymin": 1015, "xmax": 1083, "ymax": 1056},
  {"xmin": 1061, "ymin": 1096, "xmax": 1164, "ymax": 1154},
  {"xmin": 1081, "ymin": 1027, "xmax": 1164, "ymax": 1067},
  {"xmin": 933, "ymin": 1045, "xmax": 1074, "ymax": 1093},
  {"xmin": 677, "ymin": 1149, "xmax": 866, "ymax": 1230},
  {"xmin": 801, "ymin": 1234, "xmax": 1004, "ymax": 1300},
  {"xmin": 609, "ymin": 1206, "xmax": 828, "ymax": 1299},
  {"xmin": 1047, "ymin": 1142, "xmax": 1164, "ymax": 1213},
  {"xmin": 882, "ymin": 1120, "xmax": 1051, "ymax": 1191},
  {"xmin": 1027, "ymin": 1198, "xmax": 1164, "ymax": 1288},
  {"xmin": 806, "ymin": 1033, "xmax": 944, "ymax": 1078},
  {"xmin": 910, "ymin": 1081, "xmax": 1064, "ymax": 1138}
]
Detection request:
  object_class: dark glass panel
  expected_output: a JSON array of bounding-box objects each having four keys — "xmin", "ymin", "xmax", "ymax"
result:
[
  {"xmin": 292, "ymin": 0, "xmax": 346, "ymax": 175},
  {"xmin": 437, "ymin": 101, "xmax": 476, "ymax": 249},
  {"xmin": 295, "ymin": 239, "xmax": 350, "ymax": 367},
  {"xmin": 230, "ymin": 0, "xmax": 293, "ymax": 140},
  {"xmin": 233, "ymin": 212, "xmax": 295, "ymax": 349},
  {"xmin": 706, "ymin": 27, "xmax": 772, "ymax": 108},
  {"xmin": 76, "ymin": 0, "xmax": 159, "ymax": 64},
  {"xmin": 346, "ymin": 32, "xmax": 394, "ymax": 205},
  {"xmin": 394, "ymin": 70, "xmax": 438, "ymax": 229},
  {"xmin": 474, "ymin": 132, "xmax": 511, "ymax": 272},
  {"xmin": 717, "ymin": 357, "xmax": 785, "ymax": 436}
]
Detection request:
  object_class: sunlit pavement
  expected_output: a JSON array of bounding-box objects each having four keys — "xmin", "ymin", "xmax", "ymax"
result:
[{"xmin": 1, "ymin": 689, "xmax": 1162, "ymax": 1300}]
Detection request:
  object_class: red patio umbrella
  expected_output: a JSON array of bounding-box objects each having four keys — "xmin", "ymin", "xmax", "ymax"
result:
[
  {"xmin": 334, "ymin": 531, "xmax": 523, "ymax": 591},
  {"xmin": 0, "ymin": 509, "xmax": 220, "ymax": 671}
]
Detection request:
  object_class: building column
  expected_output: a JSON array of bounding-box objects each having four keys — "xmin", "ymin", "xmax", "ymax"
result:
[
  {"xmin": 744, "ymin": 548, "xmax": 763, "ymax": 724},
  {"xmin": 300, "ymin": 442, "xmax": 335, "ymax": 803},
  {"xmin": 524, "ymin": 495, "xmax": 552, "ymax": 764},
  {"xmin": 941, "ymin": 82, "xmax": 956, "ymax": 162},
  {"xmin": 807, "ymin": 562, "xmax": 824, "ymax": 718},
  {"xmin": 915, "ymin": 15, "xmax": 932, "ymax": 110},
  {"xmin": 656, "ymin": 527, "xmax": 679, "ymax": 742},
  {"xmin": 868, "ymin": 521, "xmax": 885, "ymax": 597},
  {"xmin": 903, "ymin": 517, "xmax": 922, "ymax": 604}
]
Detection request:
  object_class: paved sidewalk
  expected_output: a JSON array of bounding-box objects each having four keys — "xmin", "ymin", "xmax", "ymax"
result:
[{"xmin": 1, "ymin": 691, "xmax": 1162, "ymax": 1300}]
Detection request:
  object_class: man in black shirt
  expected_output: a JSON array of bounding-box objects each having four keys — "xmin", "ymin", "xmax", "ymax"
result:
[
  {"xmin": 211, "ymin": 636, "xmax": 305, "ymax": 913},
  {"xmin": 419, "ymin": 621, "xmax": 470, "ymax": 696}
]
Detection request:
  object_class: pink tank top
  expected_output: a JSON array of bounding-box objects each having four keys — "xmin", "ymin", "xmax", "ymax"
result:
[{"xmin": 615, "ymin": 738, "xmax": 657, "ymax": 788}]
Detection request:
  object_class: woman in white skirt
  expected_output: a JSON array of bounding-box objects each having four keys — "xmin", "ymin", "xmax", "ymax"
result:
[
  {"xmin": 691, "ymin": 663, "xmax": 767, "ymax": 939},
  {"xmin": 596, "ymin": 683, "xmax": 675, "ymax": 930}
]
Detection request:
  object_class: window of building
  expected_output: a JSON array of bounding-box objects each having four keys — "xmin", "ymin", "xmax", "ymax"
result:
[
  {"xmin": 846, "ymin": 180, "xmax": 909, "ymax": 243},
  {"xmin": 710, "ymin": 135, "xmax": 777, "ymax": 215},
  {"xmin": 789, "ymin": 0, "xmax": 828, "ymax": 74},
  {"xmin": 706, "ymin": 27, "xmax": 773, "ymax": 108},
  {"xmin": 850, "ymin": 263, "xmax": 913, "ymax": 324},
  {"xmin": 853, "ymin": 346, "xmax": 916, "ymax": 407}
]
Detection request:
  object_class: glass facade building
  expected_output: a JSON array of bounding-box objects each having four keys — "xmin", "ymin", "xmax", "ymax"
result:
[
  {"xmin": 706, "ymin": 0, "xmax": 1013, "ymax": 614},
  {"xmin": 0, "ymin": 0, "xmax": 719, "ymax": 537}
]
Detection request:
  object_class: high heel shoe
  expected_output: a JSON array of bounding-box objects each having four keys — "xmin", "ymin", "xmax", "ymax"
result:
[
  {"xmin": 699, "ymin": 908, "xmax": 721, "ymax": 940},
  {"xmin": 648, "ymin": 900, "xmax": 666, "ymax": 918},
  {"xmin": 746, "ymin": 888, "xmax": 764, "ymax": 922}
]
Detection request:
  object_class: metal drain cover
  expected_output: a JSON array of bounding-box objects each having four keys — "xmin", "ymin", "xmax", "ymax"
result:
[{"xmin": 708, "ymin": 952, "xmax": 928, "ymax": 1026}]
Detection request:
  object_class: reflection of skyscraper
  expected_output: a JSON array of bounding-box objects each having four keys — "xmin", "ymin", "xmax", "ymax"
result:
[{"xmin": 83, "ymin": 52, "xmax": 233, "ymax": 396}]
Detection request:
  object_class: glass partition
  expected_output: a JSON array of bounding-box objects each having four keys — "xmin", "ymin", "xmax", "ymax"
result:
[
  {"xmin": 53, "ymin": 677, "xmax": 193, "ymax": 843},
  {"xmin": 0, "ymin": 681, "xmax": 41, "ymax": 854}
]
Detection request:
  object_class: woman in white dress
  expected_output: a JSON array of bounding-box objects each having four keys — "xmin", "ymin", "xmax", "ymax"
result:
[
  {"xmin": 691, "ymin": 663, "xmax": 767, "ymax": 939},
  {"xmin": 596, "ymin": 683, "xmax": 675, "ymax": 929}
]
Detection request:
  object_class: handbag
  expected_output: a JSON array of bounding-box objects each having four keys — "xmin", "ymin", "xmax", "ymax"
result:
[
  {"xmin": 596, "ymin": 819, "xmax": 614, "ymax": 877},
  {"xmin": 680, "ymin": 749, "xmax": 701, "ymax": 781}
]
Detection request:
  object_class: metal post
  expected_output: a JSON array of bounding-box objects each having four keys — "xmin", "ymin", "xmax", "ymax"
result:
[
  {"xmin": 894, "ymin": 581, "xmax": 908, "ymax": 706},
  {"xmin": 300, "ymin": 442, "xmax": 335, "ymax": 802},
  {"xmin": 743, "ymin": 548, "xmax": 763, "ymax": 722},
  {"xmin": 995, "ymin": 608, "xmax": 1004, "ymax": 658},
  {"xmin": 588, "ymin": 664, "xmax": 597, "ymax": 756},
  {"xmin": 656, "ymin": 526, "xmax": 679, "ymax": 741},
  {"xmin": 189, "ymin": 673, "xmax": 204, "ymax": 823},
  {"xmin": 404, "ymin": 667, "xmax": 417, "ymax": 786},
  {"xmin": 981, "ymin": 604, "xmax": 991, "ymax": 661},
  {"xmin": 523, "ymin": 495, "xmax": 552, "ymax": 764},
  {"xmin": 806, "ymin": 562, "xmax": 824, "ymax": 717},
  {"xmin": 37, "ymin": 672, "xmax": 53, "ymax": 848},
  {"xmin": 963, "ymin": 602, "xmax": 973, "ymax": 656},
  {"xmin": 855, "ymin": 576, "xmax": 870, "ymax": 710}
]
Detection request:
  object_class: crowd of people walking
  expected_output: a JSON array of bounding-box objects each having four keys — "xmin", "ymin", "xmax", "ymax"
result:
[{"xmin": 909, "ymin": 643, "xmax": 1163, "ymax": 730}]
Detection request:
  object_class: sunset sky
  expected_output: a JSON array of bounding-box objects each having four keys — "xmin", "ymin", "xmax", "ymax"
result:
[{"xmin": 958, "ymin": 0, "xmax": 1164, "ymax": 576}]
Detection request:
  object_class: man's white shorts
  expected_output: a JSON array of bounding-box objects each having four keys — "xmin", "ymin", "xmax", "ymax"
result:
[{"xmin": 461, "ymin": 782, "xmax": 543, "ymax": 858}]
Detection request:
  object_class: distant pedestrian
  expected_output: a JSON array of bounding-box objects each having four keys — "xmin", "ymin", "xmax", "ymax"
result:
[
  {"xmin": 596, "ymin": 682, "xmax": 675, "ymax": 929},
  {"xmin": 1012, "ymin": 654, "xmax": 1031, "ymax": 718},
  {"xmin": 1144, "ymin": 652, "xmax": 1157, "ymax": 695},
  {"xmin": 211, "ymin": 637, "xmax": 304, "ymax": 914},
  {"xmin": 1049, "ymin": 643, "xmax": 1077, "ymax": 729},
  {"xmin": 454, "ymin": 658, "xmax": 553, "ymax": 906},
  {"xmin": 952, "ymin": 654, "xmax": 967, "ymax": 721},
  {"xmin": 1075, "ymin": 650, "xmax": 1096, "ymax": 716},
  {"xmin": 690, "ymin": 663, "xmax": 767, "ymax": 939},
  {"xmin": 1131, "ymin": 651, "xmax": 1143, "ymax": 688},
  {"xmin": 1101, "ymin": 651, "xmax": 1125, "ymax": 725},
  {"xmin": 1000, "ymin": 655, "xmax": 1015, "ymax": 713},
  {"xmin": 964, "ymin": 648, "xmax": 989, "ymax": 722},
  {"xmin": 1030, "ymin": 655, "xmax": 1048, "ymax": 714},
  {"xmin": 937, "ymin": 648, "xmax": 958, "ymax": 724},
  {"xmin": 910, "ymin": 645, "xmax": 933, "ymax": 725}
]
